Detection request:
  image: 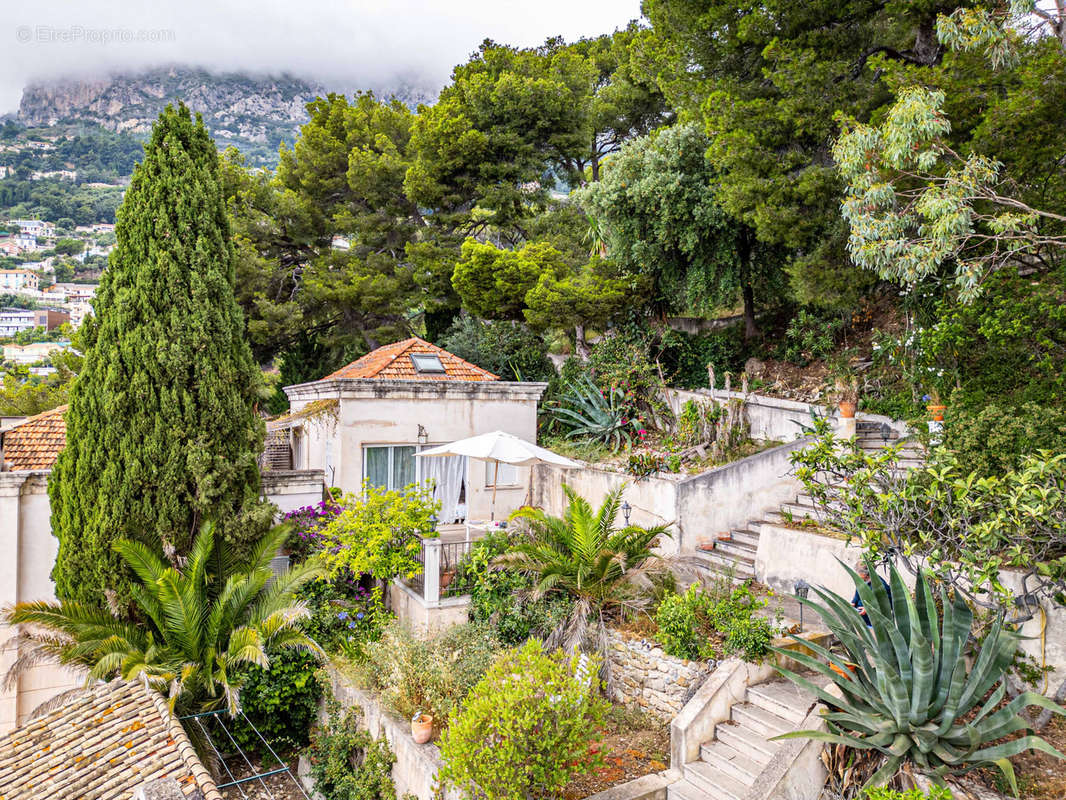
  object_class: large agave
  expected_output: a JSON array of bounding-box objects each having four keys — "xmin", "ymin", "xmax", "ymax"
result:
[
  {"xmin": 548, "ymin": 374, "xmax": 634, "ymax": 452},
  {"xmin": 772, "ymin": 559, "xmax": 1066, "ymax": 793}
]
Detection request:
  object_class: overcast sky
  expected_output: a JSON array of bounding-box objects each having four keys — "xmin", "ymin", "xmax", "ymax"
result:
[{"xmin": 1, "ymin": 0, "xmax": 644, "ymax": 113}]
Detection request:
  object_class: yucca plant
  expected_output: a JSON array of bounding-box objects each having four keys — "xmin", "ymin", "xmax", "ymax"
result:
[
  {"xmin": 500, "ymin": 484, "xmax": 671, "ymax": 655},
  {"xmin": 772, "ymin": 559, "xmax": 1066, "ymax": 793},
  {"xmin": 548, "ymin": 374, "xmax": 635, "ymax": 452},
  {"xmin": 4, "ymin": 522, "xmax": 323, "ymax": 716}
]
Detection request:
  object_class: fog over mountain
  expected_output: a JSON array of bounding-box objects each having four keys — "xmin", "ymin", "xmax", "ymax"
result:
[{"xmin": 1, "ymin": 0, "xmax": 643, "ymax": 114}]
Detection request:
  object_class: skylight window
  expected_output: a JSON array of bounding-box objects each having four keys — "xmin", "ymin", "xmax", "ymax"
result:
[{"xmin": 410, "ymin": 353, "xmax": 446, "ymax": 374}]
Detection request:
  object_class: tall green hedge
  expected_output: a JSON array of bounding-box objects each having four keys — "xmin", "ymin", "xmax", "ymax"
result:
[{"xmin": 49, "ymin": 104, "xmax": 270, "ymax": 610}]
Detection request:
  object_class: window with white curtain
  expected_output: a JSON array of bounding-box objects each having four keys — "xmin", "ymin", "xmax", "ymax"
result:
[
  {"xmin": 363, "ymin": 445, "xmax": 418, "ymax": 490},
  {"xmin": 363, "ymin": 444, "xmax": 468, "ymax": 523}
]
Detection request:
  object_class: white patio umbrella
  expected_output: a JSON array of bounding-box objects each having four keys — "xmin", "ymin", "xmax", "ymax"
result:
[{"xmin": 416, "ymin": 430, "xmax": 579, "ymax": 520}]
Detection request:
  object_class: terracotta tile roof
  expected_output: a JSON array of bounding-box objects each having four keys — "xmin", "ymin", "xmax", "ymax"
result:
[
  {"xmin": 0, "ymin": 679, "xmax": 221, "ymax": 800},
  {"xmin": 324, "ymin": 337, "xmax": 498, "ymax": 382},
  {"xmin": 1, "ymin": 405, "xmax": 67, "ymax": 471}
]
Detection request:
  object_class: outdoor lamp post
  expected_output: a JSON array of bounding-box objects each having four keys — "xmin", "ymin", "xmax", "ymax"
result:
[
  {"xmin": 795, "ymin": 579, "xmax": 811, "ymax": 631},
  {"xmin": 880, "ymin": 422, "xmax": 892, "ymax": 445},
  {"xmin": 622, "ymin": 500, "xmax": 632, "ymax": 526}
]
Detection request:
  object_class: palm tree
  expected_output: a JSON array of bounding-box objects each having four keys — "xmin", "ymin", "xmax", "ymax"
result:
[
  {"xmin": 501, "ymin": 484, "xmax": 671, "ymax": 655},
  {"xmin": 4, "ymin": 523, "xmax": 323, "ymax": 715}
]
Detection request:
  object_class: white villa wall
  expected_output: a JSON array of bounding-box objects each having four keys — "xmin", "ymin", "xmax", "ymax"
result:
[
  {"xmin": 0, "ymin": 467, "xmax": 326, "ymax": 734},
  {"xmin": 0, "ymin": 472, "xmax": 82, "ymax": 732},
  {"xmin": 286, "ymin": 380, "xmax": 546, "ymax": 521}
]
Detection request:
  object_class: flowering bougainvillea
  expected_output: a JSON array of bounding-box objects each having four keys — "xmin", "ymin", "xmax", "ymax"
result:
[{"xmin": 283, "ymin": 499, "xmax": 343, "ymax": 562}]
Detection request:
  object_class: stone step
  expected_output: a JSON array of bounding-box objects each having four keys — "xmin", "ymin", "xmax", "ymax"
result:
[
  {"xmin": 684, "ymin": 760, "xmax": 751, "ymax": 800},
  {"xmin": 729, "ymin": 529, "xmax": 760, "ymax": 547},
  {"xmin": 693, "ymin": 554, "xmax": 756, "ymax": 581},
  {"xmin": 714, "ymin": 721, "xmax": 779, "ymax": 763},
  {"xmin": 712, "ymin": 539, "xmax": 758, "ymax": 560},
  {"xmin": 669, "ymin": 777, "xmax": 720, "ymax": 800},
  {"xmin": 746, "ymin": 681, "xmax": 813, "ymax": 725},
  {"xmin": 775, "ymin": 503, "xmax": 823, "ymax": 521},
  {"xmin": 699, "ymin": 740, "xmax": 763, "ymax": 783},
  {"xmin": 730, "ymin": 702, "xmax": 793, "ymax": 738}
]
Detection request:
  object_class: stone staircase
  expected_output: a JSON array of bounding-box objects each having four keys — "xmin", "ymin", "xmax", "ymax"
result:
[
  {"xmin": 692, "ymin": 422, "xmax": 925, "ymax": 583},
  {"xmin": 668, "ymin": 679, "xmax": 816, "ymax": 800}
]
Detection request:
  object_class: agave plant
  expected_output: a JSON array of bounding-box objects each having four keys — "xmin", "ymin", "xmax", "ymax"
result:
[
  {"xmin": 500, "ymin": 484, "xmax": 671, "ymax": 654},
  {"xmin": 5, "ymin": 522, "xmax": 323, "ymax": 715},
  {"xmin": 773, "ymin": 559, "xmax": 1066, "ymax": 792},
  {"xmin": 549, "ymin": 374, "xmax": 635, "ymax": 452}
]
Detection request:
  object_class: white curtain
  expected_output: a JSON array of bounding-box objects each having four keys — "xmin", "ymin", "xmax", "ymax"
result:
[{"xmin": 424, "ymin": 454, "xmax": 467, "ymax": 524}]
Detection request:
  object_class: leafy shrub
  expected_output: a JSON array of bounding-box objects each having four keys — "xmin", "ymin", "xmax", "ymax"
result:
[
  {"xmin": 299, "ymin": 577, "xmax": 390, "ymax": 656},
  {"xmin": 627, "ymin": 451, "xmax": 665, "ymax": 478},
  {"xmin": 306, "ymin": 705, "xmax": 395, "ymax": 800},
  {"xmin": 439, "ymin": 315, "xmax": 555, "ymax": 381},
  {"xmin": 234, "ymin": 649, "xmax": 323, "ymax": 755},
  {"xmin": 586, "ymin": 325, "xmax": 669, "ymax": 424},
  {"xmin": 319, "ymin": 484, "xmax": 440, "ymax": 583},
  {"xmin": 939, "ymin": 400, "xmax": 1066, "ymax": 478},
  {"xmin": 654, "ymin": 582, "xmax": 776, "ymax": 662},
  {"xmin": 451, "ymin": 531, "xmax": 573, "ymax": 647},
  {"xmin": 438, "ymin": 640, "xmax": 610, "ymax": 800},
  {"xmin": 360, "ymin": 621, "xmax": 500, "ymax": 726},
  {"xmin": 775, "ymin": 560, "xmax": 1066, "ymax": 791},
  {"xmin": 655, "ymin": 588, "xmax": 708, "ymax": 660},
  {"xmin": 792, "ymin": 417, "xmax": 1066, "ymax": 607},
  {"xmin": 781, "ymin": 308, "xmax": 845, "ymax": 365},
  {"xmin": 658, "ymin": 327, "xmax": 749, "ymax": 389}
]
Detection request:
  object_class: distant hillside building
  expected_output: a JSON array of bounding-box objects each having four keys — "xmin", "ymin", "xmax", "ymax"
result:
[
  {"xmin": 0, "ymin": 307, "xmax": 69, "ymax": 338},
  {"xmin": 3, "ymin": 341, "xmax": 72, "ymax": 365},
  {"xmin": 14, "ymin": 219, "xmax": 53, "ymax": 237},
  {"xmin": 13, "ymin": 233, "xmax": 38, "ymax": 252},
  {"xmin": 0, "ymin": 269, "xmax": 39, "ymax": 292}
]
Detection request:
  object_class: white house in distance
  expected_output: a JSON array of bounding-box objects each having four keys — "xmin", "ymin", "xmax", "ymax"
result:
[
  {"xmin": 0, "ymin": 270, "xmax": 39, "ymax": 292},
  {"xmin": 271, "ymin": 336, "xmax": 548, "ymax": 524}
]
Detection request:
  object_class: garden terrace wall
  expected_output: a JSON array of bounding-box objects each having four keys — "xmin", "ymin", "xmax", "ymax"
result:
[
  {"xmin": 310, "ymin": 666, "xmax": 462, "ymax": 800},
  {"xmin": 532, "ymin": 437, "xmax": 810, "ymax": 555},
  {"xmin": 667, "ymin": 388, "xmax": 909, "ymax": 443},
  {"xmin": 607, "ymin": 630, "xmax": 713, "ymax": 721}
]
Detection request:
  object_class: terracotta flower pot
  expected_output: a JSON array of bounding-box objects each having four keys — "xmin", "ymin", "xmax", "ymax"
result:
[
  {"xmin": 440, "ymin": 570, "xmax": 455, "ymax": 590},
  {"xmin": 927, "ymin": 404, "xmax": 946, "ymax": 421},
  {"xmin": 838, "ymin": 400, "xmax": 857, "ymax": 419},
  {"xmin": 411, "ymin": 714, "xmax": 434, "ymax": 744}
]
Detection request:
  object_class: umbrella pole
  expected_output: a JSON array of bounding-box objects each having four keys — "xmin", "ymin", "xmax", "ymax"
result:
[{"xmin": 490, "ymin": 460, "xmax": 499, "ymax": 521}]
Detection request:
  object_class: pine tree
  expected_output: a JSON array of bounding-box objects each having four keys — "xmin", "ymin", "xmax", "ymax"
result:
[{"xmin": 50, "ymin": 104, "xmax": 271, "ymax": 610}]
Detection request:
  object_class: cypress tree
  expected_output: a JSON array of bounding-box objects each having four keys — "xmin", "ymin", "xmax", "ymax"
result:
[{"xmin": 50, "ymin": 104, "xmax": 271, "ymax": 610}]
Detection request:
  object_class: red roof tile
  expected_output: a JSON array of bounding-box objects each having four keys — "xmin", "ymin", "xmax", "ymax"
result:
[
  {"xmin": 324, "ymin": 337, "xmax": 498, "ymax": 382},
  {"xmin": 1, "ymin": 405, "xmax": 67, "ymax": 471}
]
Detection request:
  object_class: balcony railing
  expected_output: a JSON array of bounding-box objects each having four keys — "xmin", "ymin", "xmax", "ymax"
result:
[{"xmin": 404, "ymin": 537, "xmax": 473, "ymax": 604}]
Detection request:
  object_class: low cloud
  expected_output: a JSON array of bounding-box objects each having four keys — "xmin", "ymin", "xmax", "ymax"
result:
[{"xmin": 1, "ymin": 0, "xmax": 642, "ymax": 113}]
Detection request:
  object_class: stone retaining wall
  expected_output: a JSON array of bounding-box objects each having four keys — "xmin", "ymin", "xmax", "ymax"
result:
[{"xmin": 607, "ymin": 631, "xmax": 714, "ymax": 721}]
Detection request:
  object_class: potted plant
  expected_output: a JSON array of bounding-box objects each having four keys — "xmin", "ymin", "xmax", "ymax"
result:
[
  {"xmin": 411, "ymin": 711, "xmax": 434, "ymax": 744},
  {"xmin": 835, "ymin": 376, "xmax": 858, "ymax": 419},
  {"xmin": 825, "ymin": 351, "xmax": 859, "ymax": 418},
  {"xmin": 440, "ymin": 568, "xmax": 456, "ymax": 590},
  {"xmin": 924, "ymin": 390, "xmax": 946, "ymax": 421}
]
